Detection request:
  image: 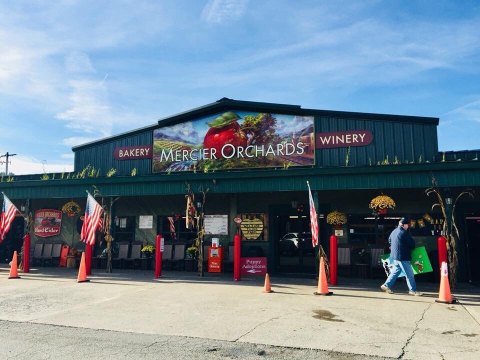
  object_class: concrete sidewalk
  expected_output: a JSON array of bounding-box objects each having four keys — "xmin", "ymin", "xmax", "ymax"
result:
[{"xmin": 1, "ymin": 266, "xmax": 479, "ymax": 359}]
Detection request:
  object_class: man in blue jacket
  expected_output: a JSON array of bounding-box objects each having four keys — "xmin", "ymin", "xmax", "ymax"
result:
[{"xmin": 381, "ymin": 217, "xmax": 422, "ymax": 296}]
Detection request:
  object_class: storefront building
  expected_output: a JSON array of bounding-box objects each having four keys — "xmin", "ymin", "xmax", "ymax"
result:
[{"xmin": 1, "ymin": 98, "xmax": 479, "ymax": 281}]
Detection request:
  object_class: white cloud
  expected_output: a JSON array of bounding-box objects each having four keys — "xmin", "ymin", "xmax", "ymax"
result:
[
  {"xmin": 180, "ymin": 17, "xmax": 480, "ymax": 90},
  {"xmin": 56, "ymin": 78, "xmax": 113, "ymax": 137},
  {"xmin": 201, "ymin": 0, "xmax": 248, "ymax": 24},
  {"xmin": 62, "ymin": 136, "xmax": 100, "ymax": 148},
  {"xmin": 65, "ymin": 51, "xmax": 96, "ymax": 74},
  {"xmin": 6, "ymin": 155, "xmax": 73, "ymax": 176},
  {"xmin": 444, "ymin": 98, "xmax": 480, "ymax": 124}
]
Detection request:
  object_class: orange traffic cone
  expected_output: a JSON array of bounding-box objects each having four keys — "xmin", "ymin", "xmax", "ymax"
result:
[
  {"xmin": 263, "ymin": 273, "xmax": 273, "ymax": 293},
  {"xmin": 314, "ymin": 257, "xmax": 332, "ymax": 295},
  {"xmin": 77, "ymin": 252, "xmax": 90, "ymax": 283},
  {"xmin": 8, "ymin": 251, "xmax": 21, "ymax": 279},
  {"xmin": 436, "ymin": 261, "xmax": 456, "ymax": 304}
]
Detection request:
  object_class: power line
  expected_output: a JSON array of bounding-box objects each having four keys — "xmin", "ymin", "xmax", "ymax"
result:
[{"xmin": 0, "ymin": 152, "xmax": 17, "ymax": 175}]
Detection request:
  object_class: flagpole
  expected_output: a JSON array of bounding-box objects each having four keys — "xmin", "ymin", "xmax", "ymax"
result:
[{"xmin": 307, "ymin": 181, "xmax": 320, "ymax": 278}]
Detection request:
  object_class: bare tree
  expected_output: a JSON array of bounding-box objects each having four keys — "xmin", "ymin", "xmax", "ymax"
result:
[{"xmin": 426, "ymin": 178, "xmax": 474, "ymax": 288}]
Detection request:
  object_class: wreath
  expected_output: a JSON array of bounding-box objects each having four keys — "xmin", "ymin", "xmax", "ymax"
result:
[{"xmin": 61, "ymin": 201, "xmax": 81, "ymax": 217}]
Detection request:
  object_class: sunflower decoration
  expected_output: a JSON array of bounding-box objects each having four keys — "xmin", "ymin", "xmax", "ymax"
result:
[
  {"xmin": 61, "ymin": 201, "xmax": 81, "ymax": 217},
  {"xmin": 369, "ymin": 195, "xmax": 396, "ymax": 214},
  {"xmin": 326, "ymin": 211, "xmax": 347, "ymax": 226}
]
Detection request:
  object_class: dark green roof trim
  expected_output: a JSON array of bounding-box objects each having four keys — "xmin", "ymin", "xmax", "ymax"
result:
[{"xmin": 2, "ymin": 161, "xmax": 478, "ymax": 200}]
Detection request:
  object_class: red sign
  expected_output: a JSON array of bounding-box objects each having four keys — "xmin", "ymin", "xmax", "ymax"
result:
[
  {"xmin": 240, "ymin": 257, "xmax": 267, "ymax": 276},
  {"xmin": 316, "ymin": 130, "xmax": 373, "ymax": 149},
  {"xmin": 34, "ymin": 209, "xmax": 62, "ymax": 237},
  {"xmin": 114, "ymin": 145, "xmax": 153, "ymax": 160}
]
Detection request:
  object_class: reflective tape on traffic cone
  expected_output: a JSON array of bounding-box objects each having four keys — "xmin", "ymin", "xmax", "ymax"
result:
[{"xmin": 435, "ymin": 262, "xmax": 456, "ymax": 304}]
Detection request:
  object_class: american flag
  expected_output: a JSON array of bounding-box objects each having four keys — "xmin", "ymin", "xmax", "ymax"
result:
[
  {"xmin": 168, "ymin": 216, "xmax": 176, "ymax": 239},
  {"xmin": 0, "ymin": 193, "xmax": 19, "ymax": 243},
  {"xmin": 80, "ymin": 193, "xmax": 104, "ymax": 246},
  {"xmin": 307, "ymin": 182, "xmax": 319, "ymax": 248}
]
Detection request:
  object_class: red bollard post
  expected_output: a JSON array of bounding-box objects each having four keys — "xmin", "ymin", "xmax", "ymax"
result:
[
  {"xmin": 329, "ymin": 234, "xmax": 338, "ymax": 285},
  {"xmin": 23, "ymin": 233, "xmax": 31, "ymax": 273},
  {"xmin": 155, "ymin": 234, "xmax": 162, "ymax": 278},
  {"xmin": 233, "ymin": 233, "xmax": 241, "ymax": 281},
  {"xmin": 85, "ymin": 243, "xmax": 92, "ymax": 275},
  {"xmin": 437, "ymin": 235, "xmax": 448, "ymax": 271}
]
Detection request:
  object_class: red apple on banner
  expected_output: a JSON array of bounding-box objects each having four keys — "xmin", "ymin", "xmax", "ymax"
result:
[{"xmin": 203, "ymin": 111, "xmax": 247, "ymax": 158}]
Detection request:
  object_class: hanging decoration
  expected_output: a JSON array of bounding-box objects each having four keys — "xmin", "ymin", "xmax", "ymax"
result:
[
  {"xmin": 423, "ymin": 213, "xmax": 433, "ymax": 223},
  {"xmin": 326, "ymin": 211, "xmax": 347, "ymax": 226},
  {"xmin": 61, "ymin": 201, "xmax": 81, "ymax": 217},
  {"xmin": 369, "ymin": 194, "xmax": 396, "ymax": 214}
]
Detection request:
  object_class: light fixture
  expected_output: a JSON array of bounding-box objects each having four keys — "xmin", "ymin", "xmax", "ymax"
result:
[{"xmin": 445, "ymin": 197, "xmax": 453, "ymax": 205}]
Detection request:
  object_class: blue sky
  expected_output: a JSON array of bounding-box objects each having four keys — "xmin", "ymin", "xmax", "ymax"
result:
[{"xmin": 1, "ymin": 0, "xmax": 479, "ymax": 175}]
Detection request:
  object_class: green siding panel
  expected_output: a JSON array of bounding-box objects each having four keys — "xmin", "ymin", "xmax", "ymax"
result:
[{"xmin": 74, "ymin": 130, "xmax": 153, "ymax": 176}]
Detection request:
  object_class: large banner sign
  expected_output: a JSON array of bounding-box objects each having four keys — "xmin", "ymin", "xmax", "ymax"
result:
[
  {"xmin": 34, "ymin": 209, "xmax": 62, "ymax": 238},
  {"xmin": 153, "ymin": 111, "xmax": 314, "ymax": 172}
]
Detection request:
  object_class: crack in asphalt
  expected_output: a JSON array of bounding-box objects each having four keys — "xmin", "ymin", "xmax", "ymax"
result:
[
  {"xmin": 233, "ymin": 316, "xmax": 280, "ymax": 342},
  {"xmin": 398, "ymin": 303, "xmax": 432, "ymax": 359}
]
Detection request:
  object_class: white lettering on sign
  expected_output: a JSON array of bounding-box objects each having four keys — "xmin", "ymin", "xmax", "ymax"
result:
[
  {"xmin": 114, "ymin": 146, "xmax": 153, "ymax": 160},
  {"xmin": 316, "ymin": 130, "xmax": 373, "ymax": 149}
]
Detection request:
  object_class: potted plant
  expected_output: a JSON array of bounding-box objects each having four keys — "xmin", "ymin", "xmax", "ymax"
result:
[
  {"xmin": 185, "ymin": 246, "xmax": 198, "ymax": 271},
  {"xmin": 141, "ymin": 244, "xmax": 155, "ymax": 258}
]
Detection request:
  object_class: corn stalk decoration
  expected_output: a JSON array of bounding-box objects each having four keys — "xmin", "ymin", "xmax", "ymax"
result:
[
  {"xmin": 426, "ymin": 179, "xmax": 474, "ymax": 288},
  {"xmin": 92, "ymin": 185, "xmax": 119, "ymax": 273}
]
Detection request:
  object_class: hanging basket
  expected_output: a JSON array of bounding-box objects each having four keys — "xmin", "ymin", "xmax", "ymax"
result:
[
  {"xmin": 369, "ymin": 195, "xmax": 395, "ymax": 214},
  {"xmin": 326, "ymin": 211, "xmax": 347, "ymax": 226}
]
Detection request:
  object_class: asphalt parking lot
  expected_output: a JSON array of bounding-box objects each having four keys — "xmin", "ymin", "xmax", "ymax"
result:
[{"xmin": 1, "ymin": 266, "xmax": 479, "ymax": 359}]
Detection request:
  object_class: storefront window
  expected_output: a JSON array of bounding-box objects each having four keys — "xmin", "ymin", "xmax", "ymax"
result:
[
  {"xmin": 159, "ymin": 215, "xmax": 196, "ymax": 244},
  {"xmin": 114, "ymin": 216, "xmax": 136, "ymax": 242}
]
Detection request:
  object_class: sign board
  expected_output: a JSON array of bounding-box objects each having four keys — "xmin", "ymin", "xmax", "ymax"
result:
[
  {"xmin": 380, "ymin": 246, "xmax": 433, "ymax": 277},
  {"xmin": 34, "ymin": 209, "xmax": 62, "ymax": 237},
  {"xmin": 139, "ymin": 215, "xmax": 153, "ymax": 229},
  {"xmin": 114, "ymin": 145, "xmax": 153, "ymax": 160},
  {"xmin": 152, "ymin": 111, "xmax": 315, "ymax": 173},
  {"xmin": 204, "ymin": 215, "xmax": 228, "ymax": 235},
  {"xmin": 316, "ymin": 130, "xmax": 373, "ymax": 149},
  {"xmin": 240, "ymin": 217, "xmax": 264, "ymax": 240},
  {"xmin": 240, "ymin": 257, "xmax": 267, "ymax": 276}
]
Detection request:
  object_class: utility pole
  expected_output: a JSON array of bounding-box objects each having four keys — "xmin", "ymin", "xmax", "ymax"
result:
[{"xmin": 0, "ymin": 152, "xmax": 17, "ymax": 175}]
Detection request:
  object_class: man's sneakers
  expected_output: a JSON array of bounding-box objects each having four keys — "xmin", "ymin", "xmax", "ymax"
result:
[
  {"xmin": 408, "ymin": 291, "xmax": 423, "ymax": 296},
  {"xmin": 380, "ymin": 285, "xmax": 394, "ymax": 294}
]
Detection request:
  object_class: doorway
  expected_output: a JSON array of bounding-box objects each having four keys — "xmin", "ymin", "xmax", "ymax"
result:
[
  {"xmin": 465, "ymin": 216, "xmax": 480, "ymax": 283},
  {"xmin": 275, "ymin": 214, "xmax": 316, "ymax": 274},
  {"xmin": 0, "ymin": 216, "xmax": 24, "ymax": 263}
]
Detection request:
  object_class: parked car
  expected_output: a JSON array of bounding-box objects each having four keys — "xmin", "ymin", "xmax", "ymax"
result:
[
  {"xmin": 279, "ymin": 232, "xmax": 314, "ymax": 255},
  {"xmin": 279, "ymin": 232, "xmax": 300, "ymax": 255}
]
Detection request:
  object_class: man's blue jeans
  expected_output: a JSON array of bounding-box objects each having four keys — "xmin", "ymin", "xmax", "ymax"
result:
[{"xmin": 383, "ymin": 260, "xmax": 416, "ymax": 292}]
